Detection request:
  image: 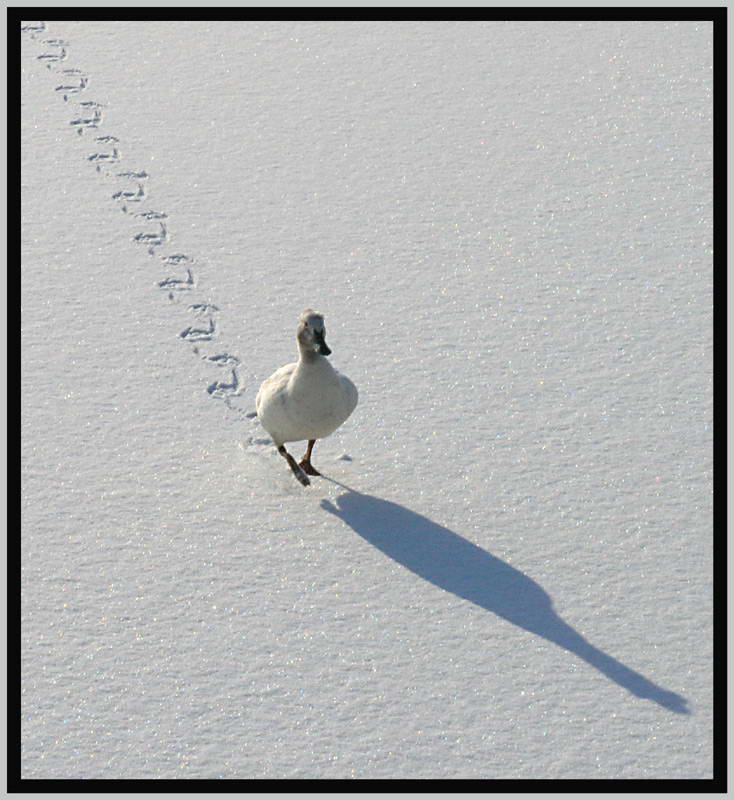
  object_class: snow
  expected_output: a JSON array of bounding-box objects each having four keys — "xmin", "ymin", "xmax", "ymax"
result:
[{"xmin": 21, "ymin": 19, "xmax": 713, "ymax": 780}]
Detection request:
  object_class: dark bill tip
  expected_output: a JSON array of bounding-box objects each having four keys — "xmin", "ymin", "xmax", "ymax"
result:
[{"xmin": 314, "ymin": 330, "xmax": 331, "ymax": 356}]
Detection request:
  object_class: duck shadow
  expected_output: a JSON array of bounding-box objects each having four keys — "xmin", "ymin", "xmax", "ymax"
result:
[{"xmin": 321, "ymin": 485, "xmax": 689, "ymax": 715}]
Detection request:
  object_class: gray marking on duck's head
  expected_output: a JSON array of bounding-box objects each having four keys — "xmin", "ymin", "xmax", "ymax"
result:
[{"xmin": 298, "ymin": 309, "xmax": 331, "ymax": 356}]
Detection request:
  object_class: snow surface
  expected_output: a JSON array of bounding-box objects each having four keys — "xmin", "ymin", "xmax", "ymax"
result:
[{"xmin": 21, "ymin": 20, "xmax": 713, "ymax": 779}]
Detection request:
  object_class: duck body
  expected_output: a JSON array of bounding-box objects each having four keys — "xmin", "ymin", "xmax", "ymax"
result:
[
  {"xmin": 256, "ymin": 310, "xmax": 358, "ymax": 485},
  {"xmin": 256, "ymin": 355, "xmax": 357, "ymax": 445}
]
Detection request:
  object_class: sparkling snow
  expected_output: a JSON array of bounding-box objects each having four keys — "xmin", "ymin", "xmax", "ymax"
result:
[{"xmin": 21, "ymin": 20, "xmax": 712, "ymax": 779}]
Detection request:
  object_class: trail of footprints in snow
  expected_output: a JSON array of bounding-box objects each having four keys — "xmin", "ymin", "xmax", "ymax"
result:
[{"xmin": 22, "ymin": 20, "xmax": 248, "ymax": 414}]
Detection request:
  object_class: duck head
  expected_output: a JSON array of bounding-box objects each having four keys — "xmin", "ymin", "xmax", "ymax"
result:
[{"xmin": 298, "ymin": 309, "xmax": 331, "ymax": 356}]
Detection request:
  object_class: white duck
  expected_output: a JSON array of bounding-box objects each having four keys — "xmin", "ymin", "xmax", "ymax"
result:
[{"xmin": 256, "ymin": 309, "xmax": 358, "ymax": 486}]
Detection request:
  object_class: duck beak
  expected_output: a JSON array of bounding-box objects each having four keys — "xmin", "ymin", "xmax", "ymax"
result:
[{"xmin": 314, "ymin": 330, "xmax": 331, "ymax": 356}]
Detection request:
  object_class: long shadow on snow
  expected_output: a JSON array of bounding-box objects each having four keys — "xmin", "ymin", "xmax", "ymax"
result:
[{"xmin": 321, "ymin": 484, "xmax": 688, "ymax": 715}]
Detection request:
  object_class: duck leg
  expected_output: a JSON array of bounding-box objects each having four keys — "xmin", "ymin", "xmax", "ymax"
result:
[
  {"xmin": 278, "ymin": 445, "xmax": 310, "ymax": 486},
  {"xmin": 299, "ymin": 439, "xmax": 321, "ymax": 476}
]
